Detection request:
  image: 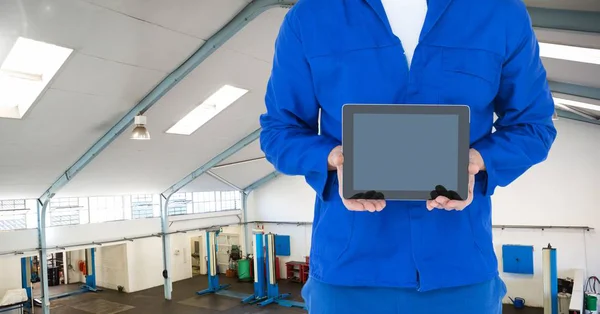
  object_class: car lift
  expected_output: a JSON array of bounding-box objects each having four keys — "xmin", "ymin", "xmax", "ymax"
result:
[
  {"xmin": 241, "ymin": 231, "xmax": 267, "ymax": 304},
  {"xmin": 197, "ymin": 229, "xmax": 230, "ymax": 296},
  {"xmin": 197, "ymin": 230, "xmax": 305, "ymax": 310},
  {"xmin": 242, "ymin": 232, "xmax": 305, "ymax": 309},
  {"xmin": 23, "ymin": 248, "xmax": 100, "ymax": 307}
]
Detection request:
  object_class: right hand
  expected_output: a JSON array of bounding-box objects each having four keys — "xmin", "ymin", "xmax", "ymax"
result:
[{"xmin": 328, "ymin": 146, "xmax": 386, "ymax": 212}]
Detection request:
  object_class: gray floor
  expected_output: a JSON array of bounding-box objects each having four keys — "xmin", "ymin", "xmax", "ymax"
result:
[{"xmin": 36, "ymin": 275, "xmax": 542, "ymax": 313}]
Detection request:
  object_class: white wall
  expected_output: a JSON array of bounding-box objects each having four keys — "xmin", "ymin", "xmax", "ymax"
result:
[
  {"xmin": 96, "ymin": 244, "xmax": 129, "ymax": 291},
  {"xmin": 247, "ymin": 119, "xmax": 600, "ymax": 307}
]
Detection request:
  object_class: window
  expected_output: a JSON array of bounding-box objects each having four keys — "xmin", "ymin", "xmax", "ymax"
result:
[
  {"xmin": 192, "ymin": 192, "xmax": 218, "ymax": 213},
  {"xmin": 0, "ymin": 199, "xmax": 26, "ymax": 210},
  {"xmin": 89, "ymin": 196, "xmax": 125, "ymax": 223},
  {"xmin": 131, "ymin": 194, "xmax": 155, "ymax": 219},
  {"xmin": 0, "ymin": 199, "xmax": 28, "ymax": 230},
  {"xmin": 220, "ymin": 191, "xmax": 241, "ymax": 210},
  {"xmin": 49, "ymin": 198, "xmax": 81, "ymax": 226},
  {"xmin": 168, "ymin": 193, "xmax": 191, "ymax": 216},
  {"xmin": 50, "ymin": 209, "xmax": 80, "ymax": 226}
]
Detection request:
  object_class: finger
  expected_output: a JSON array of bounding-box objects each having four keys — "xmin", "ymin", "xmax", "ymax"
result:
[
  {"xmin": 444, "ymin": 200, "xmax": 464, "ymax": 211},
  {"xmin": 345, "ymin": 200, "xmax": 366, "ymax": 211},
  {"xmin": 468, "ymin": 163, "xmax": 480, "ymax": 175},
  {"xmin": 434, "ymin": 196, "xmax": 450, "ymax": 207},
  {"xmin": 356, "ymin": 199, "xmax": 376, "ymax": 212},
  {"xmin": 427, "ymin": 200, "xmax": 442, "ymax": 211},
  {"xmin": 332, "ymin": 150, "xmax": 344, "ymax": 167},
  {"xmin": 446, "ymin": 175, "xmax": 476, "ymax": 210},
  {"xmin": 374, "ymin": 199, "xmax": 386, "ymax": 211},
  {"xmin": 426, "ymin": 200, "xmax": 435, "ymax": 211}
]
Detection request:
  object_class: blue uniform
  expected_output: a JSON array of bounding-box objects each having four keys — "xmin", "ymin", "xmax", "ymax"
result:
[{"xmin": 260, "ymin": 0, "xmax": 557, "ymax": 311}]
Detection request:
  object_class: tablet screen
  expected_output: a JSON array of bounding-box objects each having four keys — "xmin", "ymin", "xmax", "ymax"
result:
[{"xmin": 352, "ymin": 113, "xmax": 459, "ymax": 192}]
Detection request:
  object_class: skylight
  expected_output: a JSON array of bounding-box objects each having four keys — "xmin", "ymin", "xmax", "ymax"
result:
[
  {"xmin": 0, "ymin": 37, "xmax": 72, "ymax": 119},
  {"xmin": 539, "ymin": 43, "xmax": 600, "ymax": 65},
  {"xmin": 166, "ymin": 85, "xmax": 249, "ymax": 135}
]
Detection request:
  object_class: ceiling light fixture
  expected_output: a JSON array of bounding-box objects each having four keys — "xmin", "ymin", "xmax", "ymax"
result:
[
  {"xmin": 539, "ymin": 43, "xmax": 600, "ymax": 65},
  {"xmin": 131, "ymin": 115, "xmax": 151, "ymax": 140},
  {"xmin": 0, "ymin": 37, "xmax": 72, "ymax": 119},
  {"xmin": 166, "ymin": 85, "xmax": 249, "ymax": 136}
]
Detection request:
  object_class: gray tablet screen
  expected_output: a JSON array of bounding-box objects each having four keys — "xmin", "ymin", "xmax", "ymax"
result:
[{"xmin": 352, "ymin": 113, "xmax": 459, "ymax": 192}]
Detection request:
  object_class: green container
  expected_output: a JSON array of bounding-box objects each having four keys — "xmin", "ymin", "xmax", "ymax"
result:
[
  {"xmin": 586, "ymin": 294, "xmax": 598, "ymax": 311},
  {"xmin": 237, "ymin": 259, "xmax": 251, "ymax": 281}
]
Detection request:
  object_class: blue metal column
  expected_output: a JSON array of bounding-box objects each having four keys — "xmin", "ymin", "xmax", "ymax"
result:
[
  {"xmin": 84, "ymin": 248, "xmax": 97, "ymax": 291},
  {"xmin": 242, "ymin": 232, "xmax": 267, "ymax": 304},
  {"xmin": 21, "ymin": 257, "xmax": 32, "ymax": 299},
  {"xmin": 160, "ymin": 194, "xmax": 173, "ymax": 300},
  {"xmin": 37, "ymin": 199, "xmax": 51, "ymax": 314},
  {"xmin": 197, "ymin": 231, "xmax": 230, "ymax": 295},
  {"xmin": 542, "ymin": 245, "xmax": 558, "ymax": 314}
]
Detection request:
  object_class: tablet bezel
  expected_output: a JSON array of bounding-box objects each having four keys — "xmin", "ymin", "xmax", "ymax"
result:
[{"xmin": 342, "ymin": 104, "xmax": 471, "ymax": 201}]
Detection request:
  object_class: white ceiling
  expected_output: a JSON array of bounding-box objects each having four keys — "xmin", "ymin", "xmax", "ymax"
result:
[{"xmin": 0, "ymin": 0, "xmax": 597, "ymax": 200}]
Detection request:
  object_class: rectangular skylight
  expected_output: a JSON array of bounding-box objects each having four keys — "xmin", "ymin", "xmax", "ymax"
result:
[
  {"xmin": 539, "ymin": 43, "xmax": 600, "ymax": 65},
  {"xmin": 0, "ymin": 37, "xmax": 72, "ymax": 119},
  {"xmin": 166, "ymin": 84, "xmax": 248, "ymax": 135}
]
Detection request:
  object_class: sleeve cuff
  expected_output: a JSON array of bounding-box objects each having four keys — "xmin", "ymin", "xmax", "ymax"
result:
[
  {"xmin": 304, "ymin": 138, "xmax": 339, "ymax": 200},
  {"xmin": 471, "ymin": 139, "xmax": 497, "ymax": 197}
]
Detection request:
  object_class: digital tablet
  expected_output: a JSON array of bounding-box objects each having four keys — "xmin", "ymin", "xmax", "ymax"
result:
[{"xmin": 342, "ymin": 104, "xmax": 470, "ymax": 201}]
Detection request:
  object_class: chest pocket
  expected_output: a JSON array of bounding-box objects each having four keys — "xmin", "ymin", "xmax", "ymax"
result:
[{"xmin": 440, "ymin": 47, "xmax": 502, "ymax": 110}]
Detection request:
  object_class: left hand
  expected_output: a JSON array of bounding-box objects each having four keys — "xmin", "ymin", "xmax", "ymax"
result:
[{"xmin": 426, "ymin": 149, "xmax": 485, "ymax": 211}]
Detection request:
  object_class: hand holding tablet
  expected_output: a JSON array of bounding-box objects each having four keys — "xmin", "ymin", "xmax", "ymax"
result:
[
  {"xmin": 328, "ymin": 146, "xmax": 386, "ymax": 212},
  {"xmin": 341, "ymin": 104, "xmax": 476, "ymax": 211}
]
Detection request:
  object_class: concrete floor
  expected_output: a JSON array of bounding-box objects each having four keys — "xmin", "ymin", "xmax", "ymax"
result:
[{"xmin": 36, "ymin": 275, "xmax": 542, "ymax": 313}]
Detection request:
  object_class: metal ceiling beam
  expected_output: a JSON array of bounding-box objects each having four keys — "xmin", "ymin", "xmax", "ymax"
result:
[
  {"xmin": 162, "ymin": 129, "xmax": 261, "ymax": 197},
  {"xmin": 549, "ymin": 81, "xmax": 600, "ymax": 124},
  {"xmin": 207, "ymin": 170, "xmax": 242, "ymax": 191},
  {"xmin": 556, "ymin": 109, "xmax": 600, "ymax": 125},
  {"xmin": 549, "ymin": 81, "xmax": 600, "ymax": 100},
  {"xmin": 527, "ymin": 7, "xmax": 600, "ymax": 33},
  {"xmin": 243, "ymin": 171, "xmax": 279, "ymax": 193},
  {"xmin": 37, "ymin": 0, "xmax": 296, "ymax": 204}
]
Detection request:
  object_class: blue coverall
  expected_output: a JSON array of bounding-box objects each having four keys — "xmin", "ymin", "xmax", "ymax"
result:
[{"xmin": 259, "ymin": 0, "xmax": 557, "ymax": 312}]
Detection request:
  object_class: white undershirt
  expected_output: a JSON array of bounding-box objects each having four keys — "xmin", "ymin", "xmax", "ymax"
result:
[{"xmin": 380, "ymin": 0, "xmax": 428, "ymax": 68}]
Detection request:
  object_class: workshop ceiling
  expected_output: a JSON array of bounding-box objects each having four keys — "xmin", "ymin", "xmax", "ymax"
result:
[{"xmin": 0, "ymin": 0, "xmax": 597, "ymax": 200}]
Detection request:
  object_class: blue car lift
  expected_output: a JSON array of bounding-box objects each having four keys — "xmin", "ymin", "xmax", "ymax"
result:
[
  {"xmin": 258, "ymin": 233, "xmax": 306, "ymax": 308},
  {"xmin": 241, "ymin": 232, "xmax": 267, "ymax": 304},
  {"xmin": 243, "ymin": 233, "xmax": 306, "ymax": 309},
  {"xmin": 195, "ymin": 229, "xmax": 256, "ymax": 301}
]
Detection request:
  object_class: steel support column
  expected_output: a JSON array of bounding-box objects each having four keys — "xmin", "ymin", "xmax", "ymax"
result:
[
  {"xmin": 37, "ymin": 199, "xmax": 51, "ymax": 314},
  {"xmin": 242, "ymin": 171, "xmax": 279, "ymax": 252},
  {"xmin": 160, "ymin": 194, "xmax": 173, "ymax": 300},
  {"xmin": 241, "ymin": 192, "xmax": 250, "ymax": 253}
]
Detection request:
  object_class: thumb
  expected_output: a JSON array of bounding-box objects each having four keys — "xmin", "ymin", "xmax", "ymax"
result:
[
  {"xmin": 468, "ymin": 163, "xmax": 480, "ymax": 175},
  {"xmin": 332, "ymin": 151, "xmax": 344, "ymax": 168},
  {"xmin": 329, "ymin": 147, "xmax": 344, "ymax": 168}
]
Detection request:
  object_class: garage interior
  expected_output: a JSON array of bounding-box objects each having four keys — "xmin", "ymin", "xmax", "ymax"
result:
[{"xmin": 0, "ymin": 0, "xmax": 599, "ymax": 313}]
